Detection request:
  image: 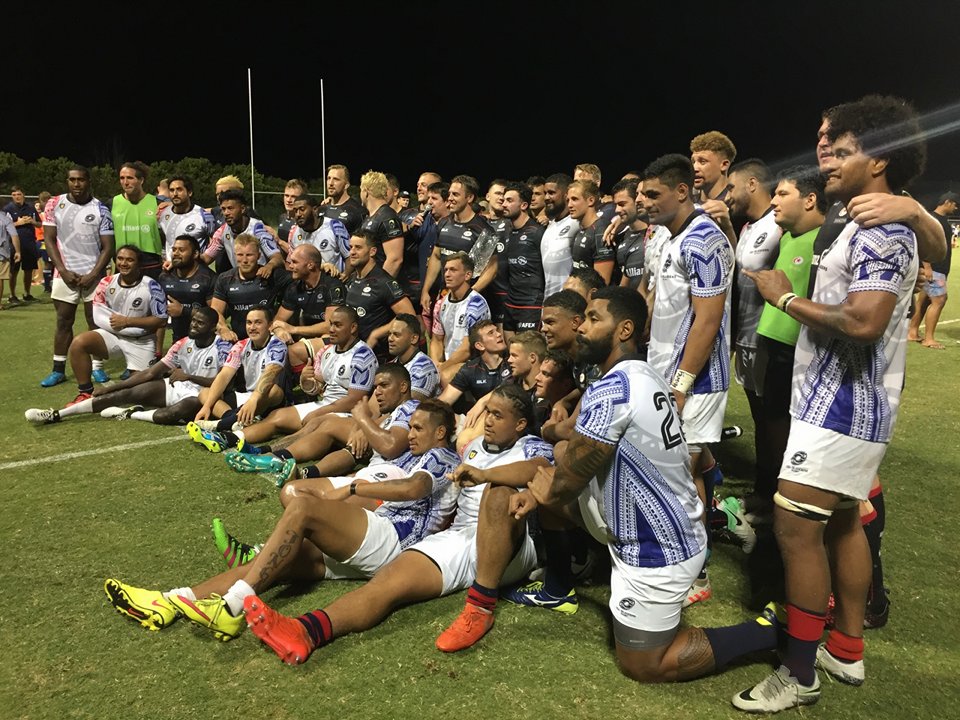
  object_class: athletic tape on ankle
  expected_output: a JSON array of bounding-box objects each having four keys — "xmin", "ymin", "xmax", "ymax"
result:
[{"xmin": 773, "ymin": 492, "xmax": 832, "ymax": 523}]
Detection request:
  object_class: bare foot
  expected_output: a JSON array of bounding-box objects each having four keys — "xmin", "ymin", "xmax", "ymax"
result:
[
  {"xmin": 907, "ymin": 333, "xmax": 922, "ymax": 342},
  {"xmin": 921, "ymin": 341, "xmax": 945, "ymax": 350}
]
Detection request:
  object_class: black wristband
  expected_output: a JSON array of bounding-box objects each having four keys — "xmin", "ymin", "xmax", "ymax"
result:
[{"xmin": 350, "ymin": 481, "xmax": 357, "ymax": 496}]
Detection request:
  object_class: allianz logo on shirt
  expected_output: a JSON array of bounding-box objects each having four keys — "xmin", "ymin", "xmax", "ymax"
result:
[{"xmin": 121, "ymin": 224, "xmax": 152, "ymax": 233}]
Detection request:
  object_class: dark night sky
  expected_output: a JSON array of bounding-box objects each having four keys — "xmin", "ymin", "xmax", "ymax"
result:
[{"xmin": 7, "ymin": 2, "xmax": 960, "ymax": 199}]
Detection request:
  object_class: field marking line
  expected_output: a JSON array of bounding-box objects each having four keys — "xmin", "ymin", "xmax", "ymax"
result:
[{"xmin": 0, "ymin": 434, "xmax": 189, "ymax": 471}]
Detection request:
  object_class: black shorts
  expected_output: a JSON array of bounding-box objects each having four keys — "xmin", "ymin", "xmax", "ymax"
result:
[
  {"xmin": 760, "ymin": 338, "xmax": 794, "ymax": 420},
  {"xmin": 504, "ymin": 304, "xmax": 542, "ymax": 332},
  {"xmin": 13, "ymin": 243, "xmax": 39, "ymax": 271},
  {"xmin": 485, "ymin": 291, "xmax": 507, "ymax": 325}
]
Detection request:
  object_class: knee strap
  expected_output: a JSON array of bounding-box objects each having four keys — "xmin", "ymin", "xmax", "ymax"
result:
[{"xmin": 773, "ymin": 491, "xmax": 833, "ymax": 524}]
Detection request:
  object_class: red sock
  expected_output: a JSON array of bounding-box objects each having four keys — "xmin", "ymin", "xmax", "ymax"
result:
[
  {"xmin": 466, "ymin": 583, "xmax": 498, "ymax": 613},
  {"xmin": 826, "ymin": 628, "xmax": 864, "ymax": 662},
  {"xmin": 296, "ymin": 609, "xmax": 332, "ymax": 649}
]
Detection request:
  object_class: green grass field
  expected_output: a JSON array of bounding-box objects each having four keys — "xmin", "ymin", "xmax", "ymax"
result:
[{"xmin": 2, "ymin": 270, "xmax": 959, "ymax": 720}]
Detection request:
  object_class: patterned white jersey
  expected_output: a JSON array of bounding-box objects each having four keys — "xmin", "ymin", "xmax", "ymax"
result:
[
  {"xmin": 575, "ymin": 359, "xmax": 706, "ymax": 567},
  {"xmin": 734, "ymin": 210, "xmax": 782, "ymax": 349},
  {"xmin": 541, "ymin": 215, "xmax": 580, "ymax": 298},
  {"xmin": 643, "ymin": 225, "xmax": 673, "ymax": 293},
  {"xmin": 288, "ymin": 217, "xmax": 350, "ymax": 271},
  {"xmin": 792, "ymin": 221, "xmax": 917, "ymax": 442},
  {"xmin": 205, "ymin": 218, "xmax": 279, "ymax": 267},
  {"xmin": 0, "ymin": 211, "xmax": 16, "ymax": 259},
  {"xmin": 369, "ymin": 399, "xmax": 419, "ymax": 465},
  {"xmin": 313, "ymin": 340, "xmax": 378, "ymax": 407},
  {"xmin": 648, "ymin": 212, "xmax": 733, "ymax": 395},
  {"xmin": 432, "ymin": 289, "xmax": 490, "ymax": 360},
  {"xmin": 161, "ymin": 337, "xmax": 233, "ymax": 378},
  {"xmin": 91, "ymin": 274, "xmax": 167, "ymax": 337},
  {"xmin": 225, "ymin": 336, "xmax": 288, "ymax": 391},
  {"xmin": 402, "ymin": 351, "xmax": 440, "ymax": 398},
  {"xmin": 375, "ymin": 445, "xmax": 462, "ymax": 549},
  {"xmin": 455, "ymin": 435, "xmax": 554, "ymax": 530},
  {"xmin": 43, "ymin": 195, "xmax": 114, "ymax": 275},
  {"xmin": 157, "ymin": 204, "xmax": 217, "ymax": 259}
]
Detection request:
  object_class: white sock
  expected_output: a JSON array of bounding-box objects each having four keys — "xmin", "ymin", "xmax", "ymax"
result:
[
  {"xmin": 222, "ymin": 579, "xmax": 255, "ymax": 616},
  {"xmin": 92, "ymin": 359, "xmax": 104, "ymax": 370},
  {"xmin": 131, "ymin": 409, "xmax": 157, "ymax": 423},
  {"xmin": 53, "ymin": 354, "xmax": 67, "ymax": 363},
  {"xmin": 164, "ymin": 586, "xmax": 196, "ymax": 601},
  {"xmin": 60, "ymin": 398, "xmax": 94, "ymax": 417}
]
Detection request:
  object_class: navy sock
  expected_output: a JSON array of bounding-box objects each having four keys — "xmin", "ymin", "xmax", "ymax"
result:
[
  {"xmin": 53, "ymin": 359, "xmax": 66, "ymax": 374},
  {"xmin": 541, "ymin": 529, "xmax": 575, "ymax": 597},
  {"xmin": 704, "ymin": 618, "xmax": 777, "ymax": 669},
  {"xmin": 78, "ymin": 383, "xmax": 94, "ymax": 394},
  {"xmin": 275, "ymin": 449, "xmax": 294, "ymax": 460},
  {"xmin": 466, "ymin": 582, "xmax": 498, "ymax": 612},
  {"xmin": 216, "ymin": 411, "xmax": 238, "ymax": 433},
  {"xmin": 296, "ymin": 609, "xmax": 332, "ymax": 649}
]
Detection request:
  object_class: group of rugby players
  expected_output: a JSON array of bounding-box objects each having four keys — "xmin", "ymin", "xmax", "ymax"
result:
[{"xmin": 21, "ymin": 93, "xmax": 948, "ymax": 713}]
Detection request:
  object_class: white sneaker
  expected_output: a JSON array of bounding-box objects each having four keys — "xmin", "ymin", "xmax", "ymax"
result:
[
  {"xmin": 25, "ymin": 408, "xmax": 60, "ymax": 424},
  {"xmin": 100, "ymin": 405, "xmax": 144, "ymax": 420},
  {"xmin": 816, "ymin": 643, "xmax": 864, "ymax": 686},
  {"xmin": 732, "ymin": 665, "xmax": 821, "ymax": 713}
]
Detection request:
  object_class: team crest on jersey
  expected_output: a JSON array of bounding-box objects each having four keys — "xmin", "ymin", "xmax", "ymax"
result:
[
  {"xmin": 191, "ymin": 283, "xmax": 200, "ymax": 288},
  {"xmin": 186, "ymin": 346, "xmax": 193, "ymax": 354},
  {"xmin": 357, "ymin": 307, "xmax": 367, "ymax": 317},
  {"xmin": 363, "ymin": 286, "xmax": 371, "ymax": 293},
  {"xmin": 560, "ymin": 227, "xmax": 570, "ymax": 236},
  {"xmin": 467, "ymin": 449, "xmax": 478, "ymax": 460},
  {"xmin": 109, "ymin": 287, "xmax": 116, "ymax": 294},
  {"xmin": 496, "ymin": 242, "xmax": 504, "ymax": 253},
  {"xmin": 838, "ymin": 207, "xmax": 848, "ymax": 218},
  {"xmin": 59, "ymin": 202, "xmax": 65, "ymax": 209},
  {"xmin": 793, "ymin": 256, "xmax": 805, "ymax": 265},
  {"xmin": 463, "ymin": 231, "xmax": 473, "ymax": 238},
  {"xmin": 501, "ymin": 368, "xmax": 511, "ymax": 378},
  {"xmin": 753, "ymin": 232, "xmax": 767, "ymax": 248}
]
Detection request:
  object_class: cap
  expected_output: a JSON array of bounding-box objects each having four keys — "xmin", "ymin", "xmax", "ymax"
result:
[
  {"xmin": 400, "ymin": 190, "xmax": 411, "ymax": 198},
  {"xmin": 938, "ymin": 191, "xmax": 960, "ymax": 206}
]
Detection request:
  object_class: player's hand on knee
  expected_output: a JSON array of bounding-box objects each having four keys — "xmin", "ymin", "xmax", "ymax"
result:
[{"xmin": 510, "ymin": 491, "xmax": 538, "ymax": 520}]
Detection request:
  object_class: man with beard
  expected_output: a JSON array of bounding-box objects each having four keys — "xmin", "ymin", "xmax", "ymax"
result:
[
  {"xmin": 387, "ymin": 313, "xmax": 440, "ymax": 400},
  {"xmin": 112, "ymin": 162, "xmax": 164, "ymax": 280},
  {"xmin": 540, "ymin": 174, "xmax": 580, "ymax": 298},
  {"xmin": 287, "ymin": 195, "xmax": 350, "ymax": 272},
  {"xmin": 157, "ymin": 175, "xmax": 216, "ymax": 266},
  {"xmin": 276, "ymin": 179, "xmax": 308, "ymax": 245},
  {"xmin": 322, "ymin": 164, "xmax": 367, "ymax": 235},
  {"xmin": 158, "ymin": 235, "xmax": 217, "ymax": 343},
  {"xmin": 399, "ymin": 172, "xmax": 442, "ymax": 311},
  {"xmin": 495, "ymin": 181, "xmax": 545, "ymax": 341},
  {"xmin": 606, "ymin": 180, "xmax": 651, "ymax": 290},
  {"xmin": 202, "ymin": 190, "xmax": 283, "ymax": 276}
]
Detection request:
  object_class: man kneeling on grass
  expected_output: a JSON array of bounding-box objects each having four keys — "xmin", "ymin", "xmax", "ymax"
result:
[{"xmin": 105, "ymin": 400, "xmax": 461, "ymax": 640}]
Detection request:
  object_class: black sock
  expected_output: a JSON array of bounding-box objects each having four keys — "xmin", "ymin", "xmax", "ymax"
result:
[
  {"xmin": 78, "ymin": 383, "xmax": 94, "ymax": 394},
  {"xmin": 53, "ymin": 359, "xmax": 66, "ymax": 374},
  {"xmin": 863, "ymin": 487, "xmax": 887, "ymax": 610},
  {"xmin": 302, "ymin": 466, "xmax": 321, "ymax": 478},
  {"xmin": 704, "ymin": 618, "xmax": 778, "ymax": 669},
  {"xmin": 541, "ymin": 529, "xmax": 575, "ymax": 597},
  {"xmin": 275, "ymin": 449, "xmax": 294, "ymax": 460},
  {"xmin": 216, "ymin": 411, "xmax": 238, "ymax": 433}
]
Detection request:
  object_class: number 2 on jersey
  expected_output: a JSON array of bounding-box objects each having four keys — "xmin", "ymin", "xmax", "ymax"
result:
[{"xmin": 653, "ymin": 391, "xmax": 684, "ymax": 450}]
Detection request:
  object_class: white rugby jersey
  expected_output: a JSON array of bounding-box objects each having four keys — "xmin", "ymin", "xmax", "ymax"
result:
[
  {"xmin": 792, "ymin": 221, "xmax": 917, "ymax": 442},
  {"xmin": 734, "ymin": 210, "xmax": 782, "ymax": 350},
  {"xmin": 648, "ymin": 212, "xmax": 732, "ymax": 395},
  {"xmin": 43, "ymin": 195, "xmax": 114, "ymax": 275},
  {"xmin": 575, "ymin": 359, "xmax": 706, "ymax": 568},
  {"xmin": 369, "ymin": 399, "xmax": 420, "ymax": 465},
  {"xmin": 158, "ymin": 204, "xmax": 217, "ymax": 259},
  {"xmin": 313, "ymin": 340, "xmax": 378, "ymax": 407},
  {"xmin": 455, "ymin": 435, "xmax": 554, "ymax": 530},
  {"xmin": 206, "ymin": 218, "xmax": 279, "ymax": 267},
  {"xmin": 643, "ymin": 225, "xmax": 673, "ymax": 292},
  {"xmin": 225, "ymin": 336, "xmax": 287, "ymax": 391},
  {"xmin": 376, "ymin": 445, "xmax": 462, "ymax": 549},
  {"xmin": 541, "ymin": 215, "xmax": 579, "ymax": 297},
  {"xmin": 403, "ymin": 351, "xmax": 440, "ymax": 398},
  {"xmin": 161, "ymin": 337, "xmax": 233, "ymax": 378},
  {"xmin": 432, "ymin": 289, "xmax": 490, "ymax": 360},
  {"xmin": 288, "ymin": 217, "xmax": 350, "ymax": 270},
  {"xmin": 91, "ymin": 274, "xmax": 167, "ymax": 337}
]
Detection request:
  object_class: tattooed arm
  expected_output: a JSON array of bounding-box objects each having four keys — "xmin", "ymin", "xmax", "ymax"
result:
[{"xmin": 532, "ymin": 430, "xmax": 614, "ymax": 508}]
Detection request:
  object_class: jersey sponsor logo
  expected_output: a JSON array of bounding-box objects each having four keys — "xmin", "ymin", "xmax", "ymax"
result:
[
  {"xmin": 186, "ymin": 223, "xmax": 196, "ymax": 232},
  {"xmin": 790, "ymin": 451, "xmax": 807, "ymax": 465},
  {"xmin": 518, "ymin": 256, "xmax": 527, "ymax": 265},
  {"xmin": 463, "ymin": 231, "xmax": 473, "ymax": 238},
  {"xmin": 559, "ymin": 227, "xmax": 570, "ymax": 236},
  {"xmin": 191, "ymin": 283, "xmax": 200, "ymax": 288},
  {"xmin": 338, "ymin": 365, "xmax": 346, "ymax": 376},
  {"xmin": 501, "ymin": 368, "xmax": 511, "ymax": 378},
  {"xmin": 132, "ymin": 297, "xmax": 142, "ymax": 308},
  {"xmin": 357, "ymin": 307, "xmax": 367, "ymax": 317},
  {"xmin": 339, "ymin": 212, "xmax": 348, "ymax": 218},
  {"xmin": 662, "ymin": 254, "xmax": 673, "ymax": 271},
  {"xmin": 363, "ymin": 286, "xmax": 371, "ymax": 293},
  {"xmin": 618, "ymin": 597, "xmax": 636, "ymax": 610},
  {"xmin": 753, "ymin": 232, "xmax": 768, "ymax": 248},
  {"xmin": 204, "ymin": 356, "xmax": 213, "ymax": 366},
  {"xmin": 793, "ymin": 256, "xmax": 805, "ymax": 265},
  {"xmin": 320, "ymin": 239, "xmax": 328, "ymax": 248},
  {"xmin": 84, "ymin": 213, "xmax": 96, "ymax": 222},
  {"xmin": 496, "ymin": 242, "xmax": 505, "ymax": 253}
]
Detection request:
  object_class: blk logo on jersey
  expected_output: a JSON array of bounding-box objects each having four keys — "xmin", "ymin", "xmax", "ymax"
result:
[
  {"xmin": 790, "ymin": 451, "xmax": 807, "ymax": 465},
  {"xmin": 619, "ymin": 597, "xmax": 636, "ymax": 610},
  {"xmin": 753, "ymin": 232, "xmax": 768, "ymax": 248}
]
